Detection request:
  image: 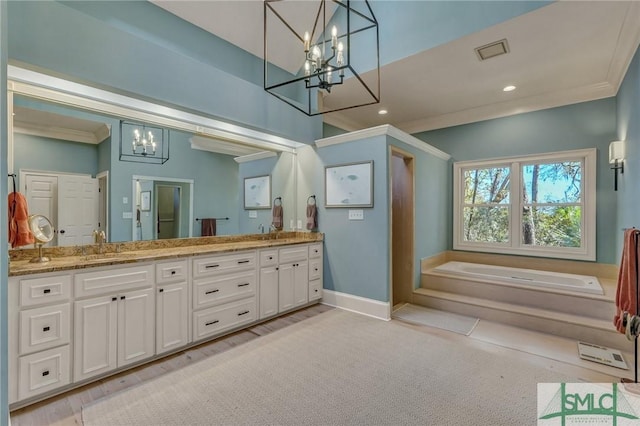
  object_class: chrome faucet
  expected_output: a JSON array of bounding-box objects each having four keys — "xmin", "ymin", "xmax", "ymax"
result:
[
  {"xmin": 269, "ymin": 224, "xmax": 279, "ymax": 239},
  {"xmin": 93, "ymin": 229, "xmax": 107, "ymax": 254}
]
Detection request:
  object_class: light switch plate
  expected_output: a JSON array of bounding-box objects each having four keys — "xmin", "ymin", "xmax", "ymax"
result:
[
  {"xmin": 290, "ymin": 219, "xmax": 294, "ymax": 229},
  {"xmin": 249, "ymin": 210, "xmax": 257, "ymax": 218},
  {"xmin": 122, "ymin": 211, "xmax": 133, "ymax": 219},
  {"xmin": 122, "ymin": 197, "xmax": 128, "ymax": 204},
  {"xmin": 297, "ymin": 219, "xmax": 302, "ymax": 229},
  {"xmin": 348, "ymin": 210, "xmax": 364, "ymax": 220}
]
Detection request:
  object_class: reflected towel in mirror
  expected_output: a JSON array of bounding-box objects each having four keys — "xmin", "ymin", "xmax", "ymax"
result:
[
  {"xmin": 272, "ymin": 205, "xmax": 283, "ymax": 230},
  {"xmin": 201, "ymin": 218, "xmax": 217, "ymax": 237}
]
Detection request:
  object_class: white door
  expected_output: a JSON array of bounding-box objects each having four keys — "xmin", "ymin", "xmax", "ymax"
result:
[
  {"xmin": 293, "ymin": 261, "xmax": 309, "ymax": 307},
  {"xmin": 24, "ymin": 174, "xmax": 58, "ymax": 246},
  {"xmin": 118, "ymin": 288, "xmax": 155, "ymax": 367},
  {"xmin": 259, "ymin": 266, "xmax": 279, "ymax": 319},
  {"xmin": 74, "ymin": 296, "xmax": 118, "ymax": 381},
  {"xmin": 156, "ymin": 282, "xmax": 189, "ymax": 355},
  {"xmin": 58, "ymin": 175, "xmax": 99, "ymax": 246},
  {"xmin": 278, "ymin": 263, "xmax": 295, "ymax": 312}
]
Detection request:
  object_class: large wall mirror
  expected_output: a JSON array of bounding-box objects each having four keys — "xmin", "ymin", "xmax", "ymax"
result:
[{"xmin": 8, "ymin": 67, "xmax": 300, "ymax": 248}]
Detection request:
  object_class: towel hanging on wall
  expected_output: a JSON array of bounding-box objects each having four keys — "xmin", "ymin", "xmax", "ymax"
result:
[
  {"xmin": 306, "ymin": 195, "xmax": 317, "ymax": 230},
  {"xmin": 615, "ymin": 228, "xmax": 640, "ymax": 334},
  {"xmin": 8, "ymin": 189, "xmax": 35, "ymax": 248},
  {"xmin": 201, "ymin": 218, "xmax": 217, "ymax": 237},
  {"xmin": 272, "ymin": 197, "xmax": 283, "ymax": 230}
]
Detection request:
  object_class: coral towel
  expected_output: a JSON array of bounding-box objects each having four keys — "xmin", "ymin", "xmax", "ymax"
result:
[
  {"xmin": 272, "ymin": 204, "xmax": 283, "ymax": 231},
  {"xmin": 8, "ymin": 192, "xmax": 35, "ymax": 248},
  {"xmin": 614, "ymin": 228, "xmax": 640, "ymax": 333}
]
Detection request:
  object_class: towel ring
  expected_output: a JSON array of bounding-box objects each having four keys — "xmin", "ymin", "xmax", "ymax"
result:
[
  {"xmin": 273, "ymin": 197, "xmax": 282, "ymax": 207},
  {"xmin": 307, "ymin": 195, "xmax": 316, "ymax": 205}
]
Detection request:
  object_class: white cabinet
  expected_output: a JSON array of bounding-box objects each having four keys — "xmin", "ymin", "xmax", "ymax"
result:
[
  {"xmin": 156, "ymin": 259, "xmax": 190, "ymax": 355},
  {"xmin": 308, "ymin": 243, "xmax": 323, "ymax": 302},
  {"xmin": 259, "ymin": 266, "xmax": 279, "ymax": 319},
  {"xmin": 9, "ymin": 272, "xmax": 73, "ymax": 403},
  {"xmin": 278, "ymin": 261, "xmax": 308, "ymax": 311},
  {"xmin": 191, "ymin": 250, "xmax": 257, "ymax": 342},
  {"xmin": 74, "ymin": 265, "xmax": 155, "ymax": 382}
]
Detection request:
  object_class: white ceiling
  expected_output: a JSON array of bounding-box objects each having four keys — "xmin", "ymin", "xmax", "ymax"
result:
[{"xmin": 154, "ymin": 1, "xmax": 640, "ymax": 133}]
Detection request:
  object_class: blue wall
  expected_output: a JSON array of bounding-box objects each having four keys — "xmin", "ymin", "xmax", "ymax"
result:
[
  {"xmin": 414, "ymin": 98, "xmax": 618, "ymax": 264},
  {"xmin": 615, "ymin": 46, "xmax": 640, "ymax": 262},
  {"xmin": 8, "ymin": 1, "xmax": 321, "ymax": 144}
]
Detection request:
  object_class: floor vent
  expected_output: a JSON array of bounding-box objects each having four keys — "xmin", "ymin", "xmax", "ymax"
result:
[{"xmin": 475, "ymin": 38, "xmax": 510, "ymax": 61}]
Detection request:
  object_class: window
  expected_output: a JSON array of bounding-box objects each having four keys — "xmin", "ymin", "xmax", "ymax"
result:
[{"xmin": 453, "ymin": 149, "xmax": 596, "ymax": 261}]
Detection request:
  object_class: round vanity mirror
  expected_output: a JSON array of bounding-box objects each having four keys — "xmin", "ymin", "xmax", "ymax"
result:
[{"xmin": 28, "ymin": 214, "xmax": 54, "ymax": 263}]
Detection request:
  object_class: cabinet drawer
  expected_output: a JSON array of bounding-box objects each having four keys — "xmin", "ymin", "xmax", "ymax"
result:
[
  {"xmin": 75, "ymin": 264, "xmax": 153, "ymax": 298},
  {"xmin": 259, "ymin": 249, "xmax": 278, "ymax": 267},
  {"xmin": 309, "ymin": 258, "xmax": 323, "ymax": 281},
  {"xmin": 193, "ymin": 251, "xmax": 256, "ymax": 278},
  {"xmin": 193, "ymin": 298, "xmax": 256, "ymax": 341},
  {"xmin": 20, "ymin": 303, "xmax": 71, "ymax": 355},
  {"xmin": 19, "ymin": 274, "xmax": 71, "ymax": 308},
  {"xmin": 308, "ymin": 243, "xmax": 322, "ymax": 259},
  {"xmin": 279, "ymin": 245, "xmax": 308, "ymax": 263},
  {"xmin": 193, "ymin": 270, "xmax": 256, "ymax": 310},
  {"xmin": 156, "ymin": 259, "xmax": 188, "ymax": 284},
  {"xmin": 309, "ymin": 280, "xmax": 323, "ymax": 301},
  {"xmin": 18, "ymin": 345, "xmax": 71, "ymax": 401}
]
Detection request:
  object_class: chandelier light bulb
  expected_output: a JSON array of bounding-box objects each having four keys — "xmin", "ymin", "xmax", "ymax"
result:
[
  {"xmin": 337, "ymin": 42, "xmax": 344, "ymax": 66},
  {"xmin": 304, "ymin": 60, "xmax": 311, "ymax": 76},
  {"xmin": 331, "ymin": 26, "xmax": 338, "ymax": 48},
  {"xmin": 303, "ymin": 31, "xmax": 310, "ymax": 52},
  {"xmin": 327, "ymin": 66, "xmax": 332, "ymax": 84}
]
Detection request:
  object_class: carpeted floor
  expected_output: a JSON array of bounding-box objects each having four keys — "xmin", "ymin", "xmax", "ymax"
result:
[
  {"xmin": 392, "ymin": 303, "xmax": 479, "ymax": 335},
  {"xmin": 83, "ymin": 309, "xmax": 573, "ymax": 425}
]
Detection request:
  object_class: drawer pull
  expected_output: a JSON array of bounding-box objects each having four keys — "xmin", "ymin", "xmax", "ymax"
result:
[
  {"xmin": 205, "ymin": 264, "xmax": 220, "ymax": 269},
  {"xmin": 43, "ymin": 326, "xmax": 50, "ymax": 332},
  {"xmin": 112, "ymin": 297, "xmax": 117, "ymax": 302},
  {"xmin": 237, "ymin": 260, "xmax": 250, "ymax": 264},
  {"xmin": 43, "ymin": 288, "xmax": 51, "ymax": 294},
  {"xmin": 205, "ymin": 289, "xmax": 220, "ymax": 295},
  {"xmin": 205, "ymin": 320, "xmax": 219, "ymax": 326},
  {"xmin": 238, "ymin": 310, "xmax": 250, "ymax": 316},
  {"xmin": 159, "ymin": 288, "xmax": 164, "ymax": 293},
  {"xmin": 120, "ymin": 296, "xmax": 125, "ymax": 300},
  {"xmin": 42, "ymin": 370, "xmax": 50, "ymax": 377},
  {"xmin": 171, "ymin": 270, "xmax": 176, "ymax": 275},
  {"xmin": 237, "ymin": 283, "xmax": 250, "ymax": 287}
]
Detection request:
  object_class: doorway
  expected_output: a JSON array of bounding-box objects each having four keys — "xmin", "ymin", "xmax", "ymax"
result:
[
  {"xmin": 155, "ymin": 184, "xmax": 181, "ymax": 239},
  {"xmin": 390, "ymin": 147, "xmax": 415, "ymax": 309}
]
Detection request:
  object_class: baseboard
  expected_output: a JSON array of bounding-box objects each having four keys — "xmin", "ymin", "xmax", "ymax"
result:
[{"xmin": 321, "ymin": 289, "xmax": 390, "ymax": 321}]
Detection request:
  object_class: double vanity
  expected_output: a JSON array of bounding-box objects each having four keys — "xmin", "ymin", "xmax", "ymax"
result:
[{"xmin": 7, "ymin": 232, "xmax": 323, "ymax": 408}]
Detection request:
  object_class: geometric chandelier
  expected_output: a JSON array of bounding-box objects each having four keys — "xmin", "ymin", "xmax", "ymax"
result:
[
  {"xmin": 264, "ymin": 0, "xmax": 380, "ymax": 116},
  {"xmin": 119, "ymin": 120, "xmax": 170, "ymax": 164}
]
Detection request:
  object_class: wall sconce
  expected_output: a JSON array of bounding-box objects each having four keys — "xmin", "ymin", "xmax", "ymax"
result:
[
  {"xmin": 609, "ymin": 140, "xmax": 625, "ymax": 191},
  {"xmin": 119, "ymin": 120, "xmax": 169, "ymax": 164}
]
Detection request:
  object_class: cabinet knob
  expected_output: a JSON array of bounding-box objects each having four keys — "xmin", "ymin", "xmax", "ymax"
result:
[
  {"xmin": 171, "ymin": 270, "xmax": 176, "ymax": 275},
  {"xmin": 268, "ymin": 256, "xmax": 273, "ymax": 260},
  {"xmin": 59, "ymin": 229, "xmax": 65, "ymax": 234}
]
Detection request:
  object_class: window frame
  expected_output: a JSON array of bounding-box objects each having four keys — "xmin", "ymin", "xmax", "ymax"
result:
[{"xmin": 453, "ymin": 148, "xmax": 596, "ymax": 261}]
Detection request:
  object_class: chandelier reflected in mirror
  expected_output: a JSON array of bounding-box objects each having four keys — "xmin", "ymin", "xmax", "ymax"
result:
[
  {"xmin": 264, "ymin": 0, "xmax": 380, "ymax": 116},
  {"xmin": 119, "ymin": 120, "xmax": 170, "ymax": 164}
]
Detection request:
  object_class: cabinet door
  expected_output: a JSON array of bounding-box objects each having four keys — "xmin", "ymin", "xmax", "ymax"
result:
[
  {"xmin": 259, "ymin": 267, "xmax": 279, "ymax": 319},
  {"xmin": 74, "ymin": 295, "xmax": 117, "ymax": 381},
  {"xmin": 293, "ymin": 261, "xmax": 309, "ymax": 307},
  {"xmin": 278, "ymin": 263, "xmax": 295, "ymax": 313},
  {"xmin": 118, "ymin": 288, "xmax": 155, "ymax": 368},
  {"xmin": 156, "ymin": 282, "xmax": 189, "ymax": 355}
]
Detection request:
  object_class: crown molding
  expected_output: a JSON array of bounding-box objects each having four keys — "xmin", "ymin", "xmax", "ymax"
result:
[
  {"xmin": 234, "ymin": 151, "xmax": 278, "ymax": 163},
  {"xmin": 14, "ymin": 121, "xmax": 110, "ymax": 145},
  {"xmin": 315, "ymin": 124, "xmax": 450, "ymax": 160}
]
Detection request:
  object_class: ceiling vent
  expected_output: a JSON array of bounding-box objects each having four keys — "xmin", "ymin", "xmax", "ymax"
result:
[{"xmin": 475, "ymin": 39, "xmax": 510, "ymax": 61}]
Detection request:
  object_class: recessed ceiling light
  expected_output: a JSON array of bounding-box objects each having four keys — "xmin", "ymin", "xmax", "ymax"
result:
[
  {"xmin": 503, "ymin": 85, "xmax": 516, "ymax": 92},
  {"xmin": 378, "ymin": 109, "xmax": 388, "ymax": 115}
]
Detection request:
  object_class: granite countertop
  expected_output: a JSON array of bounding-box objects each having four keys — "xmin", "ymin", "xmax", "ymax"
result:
[{"xmin": 9, "ymin": 232, "xmax": 323, "ymax": 277}]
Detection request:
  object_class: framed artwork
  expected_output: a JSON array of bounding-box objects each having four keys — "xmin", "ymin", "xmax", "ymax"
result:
[
  {"xmin": 140, "ymin": 191, "xmax": 151, "ymax": 211},
  {"xmin": 244, "ymin": 175, "xmax": 271, "ymax": 209},
  {"xmin": 325, "ymin": 161, "xmax": 373, "ymax": 208}
]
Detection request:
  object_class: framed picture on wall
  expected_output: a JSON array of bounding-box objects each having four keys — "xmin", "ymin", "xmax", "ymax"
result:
[
  {"xmin": 325, "ymin": 161, "xmax": 374, "ymax": 208},
  {"xmin": 140, "ymin": 191, "xmax": 151, "ymax": 211},
  {"xmin": 244, "ymin": 175, "xmax": 271, "ymax": 209}
]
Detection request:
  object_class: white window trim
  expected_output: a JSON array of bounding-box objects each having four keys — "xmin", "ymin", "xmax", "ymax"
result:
[{"xmin": 453, "ymin": 148, "xmax": 596, "ymax": 261}]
